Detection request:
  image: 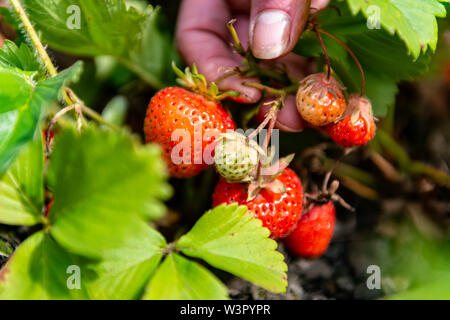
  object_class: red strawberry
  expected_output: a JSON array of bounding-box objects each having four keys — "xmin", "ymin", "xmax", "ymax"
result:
[
  {"xmin": 212, "ymin": 168, "xmax": 304, "ymax": 239},
  {"xmin": 296, "ymin": 73, "xmax": 346, "ymax": 126},
  {"xmin": 284, "ymin": 201, "xmax": 336, "ymax": 258},
  {"xmin": 144, "ymin": 87, "xmax": 236, "ymax": 178},
  {"xmin": 325, "ymin": 94, "xmax": 375, "ymax": 147}
]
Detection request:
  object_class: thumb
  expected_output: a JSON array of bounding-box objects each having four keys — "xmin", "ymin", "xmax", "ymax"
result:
[{"xmin": 249, "ymin": 0, "xmax": 311, "ymax": 60}]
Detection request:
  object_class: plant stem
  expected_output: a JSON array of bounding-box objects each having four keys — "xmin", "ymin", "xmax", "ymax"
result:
[
  {"xmin": 376, "ymin": 129, "xmax": 450, "ymax": 186},
  {"xmin": 322, "ymin": 157, "xmax": 377, "ymax": 187},
  {"xmin": 367, "ymin": 149, "xmax": 402, "ymax": 182},
  {"xmin": 9, "ymin": 0, "xmax": 120, "ymax": 131},
  {"xmin": 9, "ymin": 0, "xmax": 58, "ymax": 77},
  {"xmin": 227, "ymin": 19, "xmax": 245, "ymax": 55},
  {"xmin": 243, "ymin": 81, "xmax": 284, "ymax": 96},
  {"xmin": 314, "ymin": 26, "xmax": 331, "ymax": 79},
  {"xmin": 46, "ymin": 104, "xmax": 76, "ymax": 154},
  {"xmin": 337, "ymin": 174, "xmax": 379, "ymax": 200},
  {"xmin": 66, "ymin": 89, "xmax": 117, "ymax": 131},
  {"xmin": 255, "ymin": 66, "xmax": 287, "ymax": 83},
  {"xmin": 409, "ymin": 162, "xmax": 450, "ymax": 186},
  {"xmin": 322, "ymin": 148, "xmax": 353, "ymax": 192},
  {"xmin": 376, "ymin": 129, "xmax": 410, "ymax": 167},
  {"xmin": 248, "ymin": 102, "xmax": 279, "ymax": 140},
  {"xmin": 262, "ymin": 109, "xmax": 278, "ymax": 153},
  {"xmin": 243, "ymin": 81, "xmax": 298, "ymax": 98},
  {"xmin": 81, "ymin": 105, "xmax": 121, "ymax": 131},
  {"xmin": 316, "ymin": 158, "xmax": 379, "ymax": 200},
  {"xmin": 226, "ymin": 19, "xmax": 291, "ymax": 85},
  {"xmin": 318, "ymin": 29, "xmax": 366, "ymax": 96}
]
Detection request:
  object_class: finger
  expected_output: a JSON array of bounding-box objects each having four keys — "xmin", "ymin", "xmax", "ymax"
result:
[
  {"xmin": 258, "ymin": 95, "xmax": 306, "ymax": 132},
  {"xmin": 176, "ymin": 0, "xmax": 261, "ymax": 103},
  {"xmin": 259, "ymin": 52, "xmax": 310, "ymax": 81},
  {"xmin": 249, "ymin": 0, "xmax": 311, "ymax": 60},
  {"xmin": 0, "ymin": 0, "xmax": 11, "ymax": 47},
  {"xmin": 220, "ymin": 14, "xmax": 262, "ymax": 103},
  {"xmin": 311, "ymin": 0, "xmax": 329, "ymax": 11},
  {"xmin": 226, "ymin": 0, "xmax": 251, "ymax": 12}
]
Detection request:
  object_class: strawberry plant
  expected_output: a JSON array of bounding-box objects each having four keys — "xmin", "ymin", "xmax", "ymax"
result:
[{"xmin": 0, "ymin": 0, "xmax": 449, "ymax": 301}]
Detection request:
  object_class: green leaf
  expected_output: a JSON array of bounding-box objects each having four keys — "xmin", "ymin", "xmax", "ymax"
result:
[
  {"xmin": 0, "ymin": 40, "xmax": 46, "ymax": 80},
  {"xmin": 343, "ymin": 0, "xmax": 447, "ymax": 58},
  {"xmin": 143, "ymin": 198, "xmax": 167, "ymax": 221},
  {"xmin": 143, "ymin": 254, "xmax": 229, "ymax": 300},
  {"xmin": 48, "ymin": 126, "xmax": 170, "ymax": 259},
  {"xmin": 0, "ymin": 231, "xmax": 90, "ymax": 299},
  {"xmin": 0, "ymin": 69, "xmax": 36, "ymax": 173},
  {"xmin": 0, "ymin": 61, "xmax": 83, "ymax": 174},
  {"xmin": 176, "ymin": 204, "xmax": 288, "ymax": 293},
  {"xmin": 20, "ymin": 0, "xmax": 176, "ymax": 88},
  {"xmin": 88, "ymin": 220, "xmax": 166, "ymax": 300},
  {"xmin": 34, "ymin": 61, "xmax": 83, "ymax": 101},
  {"xmin": 387, "ymin": 275, "xmax": 450, "ymax": 300},
  {"xmin": 329, "ymin": 56, "xmax": 399, "ymax": 117},
  {"xmin": 0, "ymin": 131, "xmax": 44, "ymax": 226},
  {"xmin": 101, "ymin": 96, "xmax": 128, "ymax": 127},
  {"xmin": 295, "ymin": 3, "xmax": 433, "ymax": 116}
]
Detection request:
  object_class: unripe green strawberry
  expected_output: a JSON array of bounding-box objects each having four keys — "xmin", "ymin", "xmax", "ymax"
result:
[{"xmin": 214, "ymin": 132, "xmax": 262, "ymax": 183}]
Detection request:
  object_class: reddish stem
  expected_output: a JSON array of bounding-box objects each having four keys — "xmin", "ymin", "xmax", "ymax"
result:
[
  {"xmin": 263, "ymin": 111, "xmax": 278, "ymax": 153},
  {"xmin": 249, "ymin": 100, "xmax": 280, "ymax": 182},
  {"xmin": 318, "ymin": 29, "xmax": 366, "ymax": 96},
  {"xmin": 314, "ymin": 26, "xmax": 331, "ymax": 80},
  {"xmin": 248, "ymin": 102, "xmax": 279, "ymax": 140}
]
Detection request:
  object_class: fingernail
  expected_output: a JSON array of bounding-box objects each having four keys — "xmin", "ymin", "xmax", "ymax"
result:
[{"xmin": 251, "ymin": 10, "xmax": 291, "ymax": 59}]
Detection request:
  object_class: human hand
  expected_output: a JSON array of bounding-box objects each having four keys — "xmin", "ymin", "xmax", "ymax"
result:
[
  {"xmin": 0, "ymin": 0, "xmax": 12, "ymax": 47},
  {"xmin": 176, "ymin": 0, "xmax": 329, "ymax": 132}
]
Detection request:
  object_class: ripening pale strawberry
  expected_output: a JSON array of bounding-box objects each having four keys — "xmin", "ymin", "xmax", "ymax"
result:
[
  {"xmin": 284, "ymin": 201, "xmax": 336, "ymax": 258},
  {"xmin": 214, "ymin": 132, "xmax": 262, "ymax": 183},
  {"xmin": 212, "ymin": 168, "xmax": 304, "ymax": 239},
  {"xmin": 296, "ymin": 73, "xmax": 346, "ymax": 126},
  {"xmin": 144, "ymin": 87, "xmax": 236, "ymax": 178},
  {"xmin": 325, "ymin": 94, "xmax": 375, "ymax": 147}
]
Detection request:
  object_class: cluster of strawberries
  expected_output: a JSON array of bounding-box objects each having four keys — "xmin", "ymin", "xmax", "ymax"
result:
[
  {"xmin": 297, "ymin": 72, "xmax": 376, "ymax": 147},
  {"xmin": 144, "ymin": 67, "xmax": 376, "ymax": 258}
]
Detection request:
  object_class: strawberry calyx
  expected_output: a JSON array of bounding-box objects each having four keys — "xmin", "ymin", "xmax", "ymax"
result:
[
  {"xmin": 214, "ymin": 131, "xmax": 295, "ymax": 201},
  {"xmin": 246, "ymin": 153, "xmax": 295, "ymax": 201},
  {"xmin": 172, "ymin": 62, "xmax": 240, "ymax": 102},
  {"xmin": 306, "ymin": 178, "xmax": 355, "ymax": 212},
  {"xmin": 347, "ymin": 94, "xmax": 374, "ymax": 126},
  {"xmin": 302, "ymin": 73, "xmax": 345, "ymax": 103}
]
